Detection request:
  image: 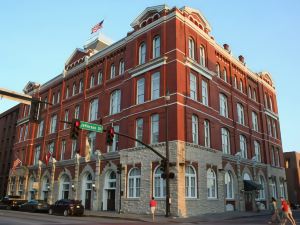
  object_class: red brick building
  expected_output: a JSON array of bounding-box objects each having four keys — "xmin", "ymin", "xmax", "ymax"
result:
[
  {"xmin": 7, "ymin": 5, "xmax": 286, "ymax": 216},
  {"xmin": 0, "ymin": 105, "xmax": 19, "ymax": 198}
]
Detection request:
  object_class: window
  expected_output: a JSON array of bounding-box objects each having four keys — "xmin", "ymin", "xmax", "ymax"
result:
[
  {"xmin": 61, "ymin": 140, "xmax": 66, "ymax": 161},
  {"xmin": 225, "ymin": 171, "xmax": 234, "ymax": 199},
  {"xmin": 270, "ymin": 177, "xmax": 277, "ymax": 198},
  {"xmin": 237, "ymin": 103, "xmax": 245, "ymax": 125},
  {"xmin": 52, "ymin": 93, "xmax": 55, "ymax": 105},
  {"xmin": 199, "ymin": 45, "xmax": 205, "ymax": 66},
  {"xmin": 202, "ymin": 80, "xmax": 208, "ymax": 106},
  {"xmin": 253, "ymin": 90, "xmax": 257, "ymax": 101},
  {"xmin": 234, "ymin": 75, "xmax": 237, "ymax": 88},
  {"xmin": 57, "ymin": 92, "xmax": 60, "ymax": 104},
  {"xmin": 128, "ymin": 168, "xmax": 141, "ymax": 198},
  {"xmin": 88, "ymin": 132, "xmax": 96, "ymax": 156},
  {"xmin": 223, "ymin": 68, "xmax": 227, "ymax": 82},
  {"xmin": 258, "ymin": 176, "xmax": 265, "ymax": 200},
  {"xmin": 19, "ymin": 127, "xmax": 24, "ymax": 142},
  {"xmin": 119, "ymin": 60, "xmax": 125, "ymax": 75},
  {"xmin": 74, "ymin": 105, "xmax": 80, "ymax": 119},
  {"xmin": 254, "ymin": 141, "xmax": 261, "ymax": 162},
  {"xmin": 44, "ymin": 97, "xmax": 48, "ymax": 109},
  {"xmin": 37, "ymin": 120, "xmax": 44, "ymax": 138},
  {"xmin": 269, "ymin": 96, "xmax": 273, "ymax": 111},
  {"xmin": 89, "ymin": 98, "xmax": 98, "ymax": 121},
  {"xmin": 59, "ymin": 175, "xmax": 70, "ymax": 200},
  {"xmin": 33, "ymin": 146, "xmax": 40, "ymax": 165},
  {"xmin": 285, "ymin": 159, "xmax": 290, "ymax": 168},
  {"xmin": 188, "ymin": 38, "xmax": 195, "ymax": 59},
  {"xmin": 240, "ymin": 79, "xmax": 243, "ymax": 92},
  {"xmin": 221, "ymin": 128, "xmax": 230, "ymax": 154},
  {"xmin": 110, "ymin": 90, "xmax": 121, "ymax": 115},
  {"xmin": 185, "ymin": 166, "xmax": 196, "ymax": 198},
  {"xmin": 90, "ymin": 74, "xmax": 95, "ymax": 88},
  {"xmin": 267, "ymin": 117, "xmax": 272, "ymax": 136},
  {"xmin": 240, "ymin": 135, "xmax": 247, "ymax": 158},
  {"xmin": 151, "ymin": 72, "xmax": 160, "ymax": 100},
  {"xmin": 153, "ymin": 36, "xmax": 160, "ymax": 58},
  {"xmin": 139, "ymin": 42, "xmax": 146, "ymax": 64},
  {"xmin": 71, "ymin": 140, "xmax": 77, "ymax": 158},
  {"xmin": 276, "ymin": 149, "xmax": 280, "ymax": 167},
  {"xmin": 50, "ymin": 114, "xmax": 57, "ymax": 134},
  {"xmin": 72, "ymin": 83, "xmax": 76, "ymax": 96},
  {"xmin": 192, "ymin": 115, "xmax": 198, "ymax": 144},
  {"xmin": 204, "ymin": 120, "xmax": 210, "ymax": 147},
  {"xmin": 108, "ymin": 125, "xmax": 119, "ymax": 152},
  {"xmin": 190, "ymin": 74, "xmax": 197, "ymax": 100},
  {"xmin": 64, "ymin": 110, "xmax": 69, "ymax": 129},
  {"xmin": 271, "ymin": 146, "xmax": 275, "ymax": 166},
  {"xmin": 151, "ymin": 114, "xmax": 159, "ymax": 143},
  {"xmin": 279, "ymin": 179, "xmax": 285, "ymax": 199},
  {"xmin": 110, "ymin": 64, "xmax": 116, "ymax": 79},
  {"xmin": 137, "ymin": 78, "xmax": 145, "ymax": 104},
  {"xmin": 220, "ymin": 94, "xmax": 228, "ymax": 118},
  {"xmin": 79, "ymin": 79, "xmax": 83, "ymax": 93},
  {"xmin": 264, "ymin": 93, "xmax": 268, "ymax": 109},
  {"xmin": 24, "ymin": 124, "xmax": 28, "ymax": 140},
  {"xmin": 66, "ymin": 86, "xmax": 69, "ymax": 99},
  {"xmin": 207, "ymin": 168, "xmax": 217, "ymax": 199},
  {"xmin": 154, "ymin": 166, "xmax": 166, "ymax": 198},
  {"xmin": 48, "ymin": 141, "xmax": 54, "ymax": 155},
  {"xmin": 272, "ymin": 121, "xmax": 277, "ymax": 139},
  {"xmin": 97, "ymin": 71, "xmax": 103, "ymax": 85},
  {"xmin": 252, "ymin": 112, "xmax": 259, "ymax": 132},
  {"xmin": 248, "ymin": 86, "xmax": 252, "ymax": 99},
  {"xmin": 136, "ymin": 118, "xmax": 143, "ymax": 146},
  {"xmin": 216, "ymin": 64, "xmax": 221, "ymax": 77}
]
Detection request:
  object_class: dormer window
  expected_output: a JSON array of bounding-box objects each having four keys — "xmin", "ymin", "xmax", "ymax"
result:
[
  {"xmin": 153, "ymin": 36, "xmax": 160, "ymax": 59},
  {"xmin": 139, "ymin": 42, "xmax": 146, "ymax": 64}
]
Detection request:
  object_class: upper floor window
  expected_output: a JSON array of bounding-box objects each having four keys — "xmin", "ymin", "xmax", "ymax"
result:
[
  {"xmin": 199, "ymin": 45, "xmax": 205, "ymax": 66},
  {"xmin": 151, "ymin": 114, "xmax": 159, "ymax": 144},
  {"xmin": 50, "ymin": 114, "xmax": 57, "ymax": 134},
  {"xmin": 239, "ymin": 79, "xmax": 243, "ymax": 92},
  {"xmin": 36, "ymin": 120, "xmax": 44, "ymax": 138},
  {"xmin": 185, "ymin": 166, "xmax": 197, "ymax": 198},
  {"xmin": 48, "ymin": 141, "xmax": 55, "ymax": 155},
  {"xmin": 44, "ymin": 97, "xmax": 48, "ymax": 109},
  {"xmin": 237, "ymin": 103, "xmax": 245, "ymax": 125},
  {"xmin": 128, "ymin": 168, "xmax": 141, "ymax": 198},
  {"xmin": 52, "ymin": 93, "xmax": 55, "ymax": 105},
  {"xmin": 151, "ymin": 72, "xmax": 160, "ymax": 100},
  {"xmin": 264, "ymin": 93, "xmax": 268, "ymax": 108},
  {"xmin": 221, "ymin": 128, "xmax": 230, "ymax": 154},
  {"xmin": 202, "ymin": 80, "xmax": 208, "ymax": 106},
  {"xmin": 97, "ymin": 71, "xmax": 103, "ymax": 85},
  {"xmin": 207, "ymin": 168, "xmax": 217, "ymax": 199},
  {"xmin": 272, "ymin": 120, "xmax": 277, "ymax": 139},
  {"xmin": 136, "ymin": 118, "xmax": 143, "ymax": 146},
  {"xmin": 216, "ymin": 64, "xmax": 221, "ymax": 77},
  {"xmin": 204, "ymin": 120, "xmax": 210, "ymax": 147},
  {"xmin": 190, "ymin": 74, "xmax": 197, "ymax": 100},
  {"xmin": 240, "ymin": 135, "xmax": 247, "ymax": 158},
  {"xmin": 192, "ymin": 115, "xmax": 198, "ymax": 144},
  {"xmin": 254, "ymin": 141, "xmax": 261, "ymax": 162},
  {"xmin": 64, "ymin": 110, "xmax": 69, "ymax": 129},
  {"xmin": 66, "ymin": 86, "xmax": 69, "ymax": 99},
  {"xmin": 223, "ymin": 68, "xmax": 227, "ymax": 82},
  {"xmin": 90, "ymin": 74, "xmax": 95, "ymax": 88},
  {"xmin": 74, "ymin": 105, "xmax": 80, "ymax": 119},
  {"xmin": 252, "ymin": 112, "xmax": 259, "ymax": 132},
  {"xmin": 119, "ymin": 60, "xmax": 125, "ymax": 75},
  {"xmin": 234, "ymin": 75, "xmax": 237, "ymax": 88},
  {"xmin": 79, "ymin": 79, "xmax": 83, "ymax": 93},
  {"xmin": 57, "ymin": 92, "xmax": 60, "ymax": 104},
  {"xmin": 271, "ymin": 146, "xmax": 276, "ymax": 166},
  {"xmin": 253, "ymin": 90, "xmax": 257, "ymax": 101},
  {"xmin": 110, "ymin": 90, "xmax": 121, "ymax": 115},
  {"xmin": 72, "ymin": 83, "xmax": 76, "ymax": 96},
  {"xmin": 153, "ymin": 36, "xmax": 160, "ymax": 59},
  {"xmin": 60, "ymin": 140, "xmax": 66, "ymax": 161},
  {"xmin": 220, "ymin": 94, "xmax": 228, "ymax": 118},
  {"xmin": 24, "ymin": 124, "xmax": 28, "ymax": 140},
  {"xmin": 89, "ymin": 98, "xmax": 98, "ymax": 122},
  {"xmin": 71, "ymin": 140, "xmax": 77, "ymax": 158},
  {"xmin": 110, "ymin": 64, "xmax": 116, "ymax": 79},
  {"xmin": 137, "ymin": 78, "xmax": 145, "ymax": 104},
  {"xmin": 108, "ymin": 125, "xmax": 119, "ymax": 152},
  {"xmin": 248, "ymin": 86, "xmax": 252, "ymax": 99},
  {"xmin": 33, "ymin": 146, "xmax": 40, "ymax": 165},
  {"xmin": 19, "ymin": 127, "xmax": 24, "ymax": 142},
  {"xmin": 188, "ymin": 38, "xmax": 195, "ymax": 59},
  {"xmin": 139, "ymin": 42, "xmax": 146, "ymax": 64},
  {"xmin": 269, "ymin": 96, "xmax": 273, "ymax": 111},
  {"xmin": 267, "ymin": 117, "xmax": 272, "ymax": 136}
]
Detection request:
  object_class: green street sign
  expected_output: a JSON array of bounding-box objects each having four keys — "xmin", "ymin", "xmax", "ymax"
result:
[{"xmin": 79, "ymin": 121, "xmax": 103, "ymax": 133}]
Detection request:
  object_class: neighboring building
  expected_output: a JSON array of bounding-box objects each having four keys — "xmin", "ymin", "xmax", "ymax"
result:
[
  {"xmin": 284, "ymin": 151, "xmax": 300, "ymax": 205},
  {"xmin": 7, "ymin": 5, "xmax": 286, "ymax": 217},
  {"xmin": 0, "ymin": 105, "xmax": 19, "ymax": 198}
]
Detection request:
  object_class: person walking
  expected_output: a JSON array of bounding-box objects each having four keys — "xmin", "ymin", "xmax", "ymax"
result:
[
  {"xmin": 149, "ymin": 197, "xmax": 157, "ymax": 222},
  {"xmin": 281, "ymin": 197, "xmax": 296, "ymax": 225},
  {"xmin": 286, "ymin": 200, "xmax": 296, "ymax": 225},
  {"xmin": 269, "ymin": 197, "xmax": 281, "ymax": 224}
]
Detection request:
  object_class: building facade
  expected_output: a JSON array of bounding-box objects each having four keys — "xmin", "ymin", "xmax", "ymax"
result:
[
  {"xmin": 284, "ymin": 151, "xmax": 300, "ymax": 205},
  {"xmin": 0, "ymin": 105, "xmax": 19, "ymax": 198},
  {"xmin": 7, "ymin": 5, "xmax": 286, "ymax": 217}
]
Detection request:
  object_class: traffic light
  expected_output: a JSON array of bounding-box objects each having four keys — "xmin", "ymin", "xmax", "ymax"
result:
[
  {"xmin": 106, "ymin": 127, "xmax": 114, "ymax": 146},
  {"xmin": 29, "ymin": 99, "xmax": 41, "ymax": 122},
  {"xmin": 70, "ymin": 119, "xmax": 81, "ymax": 140},
  {"xmin": 117, "ymin": 164, "xmax": 122, "ymax": 174}
]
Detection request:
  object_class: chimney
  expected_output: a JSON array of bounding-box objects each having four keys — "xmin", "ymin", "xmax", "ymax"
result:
[
  {"xmin": 238, "ymin": 55, "xmax": 245, "ymax": 64},
  {"xmin": 223, "ymin": 43, "xmax": 230, "ymax": 51}
]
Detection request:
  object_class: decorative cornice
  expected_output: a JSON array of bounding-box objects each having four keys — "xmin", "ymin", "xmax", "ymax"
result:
[
  {"xmin": 185, "ymin": 57, "xmax": 215, "ymax": 80},
  {"xmin": 129, "ymin": 56, "xmax": 167, "ymax": 77}
]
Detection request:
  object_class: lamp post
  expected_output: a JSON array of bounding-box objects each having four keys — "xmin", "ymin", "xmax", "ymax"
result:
[{"xmin": 165, "ymin": 92, "xmax": 170, "ymax": 217}]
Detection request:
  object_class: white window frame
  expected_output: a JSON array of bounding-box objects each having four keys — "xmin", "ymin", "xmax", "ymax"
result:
[
  {"xmin": 240, "ymin": 135, "xmax": 247, "ymax": 158},
  {"xmin": 190, "ymin": 74, "xmax": 197, "ymax": 100},
  {"xmin": 97, "ymin": 71, "xmax": 103, "ymax": 85},
  {"xmin": 139, "ymin": 42, "xmax": 146, "ymax": 64},
  {"xmin": 234, "ymin": 76, "xmax": 237, "ymax": 88},
  {"xmin": 240, "ymin": 79, "xmax": 243, "ymax": 92},
  {"xmin": 153, "ymin": 36, "xmax": 160, "ymax": 59},
  {"xmin": 128, "ymin": 168, "xmax": 141, "ymax": 198},
  {"xmin": 207, "ymin": 168, "xmax": 217, "ymax": 199},
  {"xmin": 72, "ymin": 83, "xmax": 76, "ymax": 96},
  {"xmin": 199, "ymin": 45, "xmax": 205, "ymax": 66},
  {"xmin": 110, "ymin": 90, "xmax": 121, "ymax": 115},
  {"xmin": 202, "ymin": 80, "xmax": 208, "ymax": 106},
  {"xmin": 137, "ymin": 78, "xmax": 145, "ymax": 104},
  {"xmin": 151, "ymin": 114, "xmax": 159, "ymax": 144},
  {"xmin": 19, "ymin": 127, "xmax": 24, "ymax": 142},
  {"xmin": 110, "ymin": 64, "xmax": 116, "ymax": 79},
  {"xmin": 192, "ymin": 115, "xmax": 198, "ymax": 144},
  {"xmin": 57, "ymin": 92, "xmax": 60, "ymax": 104},
  {"xmin": 135, "ymin": 118, "xmax": 143, "ymax": 146},
  {"xmin": 223, "ymin": 68, "xmax": 227, "ymax": 82},
  {"xmin": 267, "ymin": 117, "xmax": 272, "ymax": 136},
  {"xmin": 252, "ymin": 111, "xmax": 259, "ymax": 132},
  {"xmin": 74, "ymin": 105, "xmax": 80, "ymax": 119},
  {"xmin": 185, "ymin": 166, "xmax": 197, "ymax": 198},
  {"xmin": 33, "ymin": 146, "xmax": 40, "ymax": 165},
  {"xmin": 64, "ymin": 110, "xmax": 69, "ymax": 129},
  {"xmin": 24, "ymin": 124, "xmax": 28, "ymax": 140},
  {"xmin": 154, "ymin": 166, "xmax": 166, "ymax": 198},
  {"xmin": 269, "ymin": 96, "xmax": 273, "ymax": 111},
  {"xmin": 151, "ymin": 72, "xmax": 160, "ymax": 100},
  {"xmin": 188, "ymin": 38, "xmax": 195, "ymax": 59},
  {"xmin": 204, "ymin": 120, "xmax": 210, "ymax": 147},
  {"xmin": 221, "ymin": 128, "xmax": 230, "ymax": 154},
  {"xmin": 50, "ymin": 114, "xmax": 57, "ymax": 134},
  {"xmin": 66, "ymin": 86, "xmax": 69, "ymax": 99},
  {"xmin": 61, "ymin": 140, "xmax": 66, "ymax": 161},
  {"xmin": 248, "ymin": 86, "xmax": 252, "ymax": 99},
  {"xmin": 237, "ymin": 103, "xmax": 245, "ymax": 125},
  {"xmin": 79, "ymin": 80, "xmax": 83, "ymax": 93},
  {"xmin": 89, "ymin": 98, "xmax": 98, "ymax": 122},
  {"xmin": 37, "ymin": 120, "xmax": 44, "ymax": 138},
  {"xmin": 216, "ymin": 64, "xmax": 221, "ymax": 77},
  {"xmin": 254, "ymin": 141, "xmax": 261, "ymax": 162},
  {"xmin": 220, "ymin": 94, "xmax": 228, "ymax": 118},
  {"xmin": 225, "ymin": 171, "xmax": 234, "ymax": 199},
  {"xmin": 119, "ymin": 60, "xmax": 125, "ymax": 75},
  {"xmin": 272, "ymin": 120, "xmax": 277, "ymax": 139}
]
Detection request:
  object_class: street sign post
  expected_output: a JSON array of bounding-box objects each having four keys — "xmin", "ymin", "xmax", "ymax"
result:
[{"xmin": 79, "ymin": 121, "xmax": 103, "ymax": 133}]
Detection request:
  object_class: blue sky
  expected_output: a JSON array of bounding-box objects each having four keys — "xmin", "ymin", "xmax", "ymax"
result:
[{"xmin": 0, "ymin": 0, "xmax": 299, "ymax": 152}]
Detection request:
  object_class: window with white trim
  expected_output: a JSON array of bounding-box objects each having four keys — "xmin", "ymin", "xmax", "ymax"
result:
[
  {"xmin": 252, "ymin": 111, "xmax": 259, "ymax": 132},
  {"xmin": 240, "ymin": 79, "xmax": 243, "ymax": 92},
  {"xmin": 188, "ymin": 38, "xmax": 195, "ymax": 59},
  {"xmin": 225, "ymin": 171, "xmax": 234, "ymax": 199},
  {"xmin": 269, "ymin": 96, "xmax": 273, "ymax": 111},
  {"xmin": 57, "ymin": 92, "xmax": 60, "ymax": 104},
  {"xmin": 110, "ymin": 64, "xmax": 116, "ymax": 79},
  {"xmin": 72, "ymin": 83, "xmax": 76, "ymax": 96},
  {"xmin": 216, "ymin": 64, "xmax": 220, "ymax": 77},
  {"xmin": 60, "ymin": 140, "xmax": 66, "ymax": 161},
  {"xmin": 50, "ymin": 114, "xmax": 57, "ymax": 134},
  {"xmin": 139, "ymin": 42, "xmax": 146, "ymax": 64},
  {"xmin": 153, "ymin": 36, "xmax": 160, "ymax": 59},
  {"xmin": 36, "ymin": 120, "xmax": 44, "ymax": 138},
  {"xmin": 64, "ymin": 110, "xmax": 69, "ymax": 129},
  {"xmin": 223, "ymin": 68, "xmax": 227, "ymax": 82},
  {"xmin": 271, "ymin": 146, "xmax": 275, "ymax": 166},
  {"xmin": 33, "ymin": 146, "xmax": 40, "ymax": 165},
  {"xmin": 24, "ymin": 124, "xmax": 28, "ymax": 140},
  {"xmin": 234, "ymin": 75, "xmax": 237, "ymax": 88},
  {"xmin": 151, "ymin": 114, "xmax": 159, "ymax": 144},
  {"xmin": 221, "ymin": 128, "xmax": 230, "ymax": 154},
  {"xmin": 207, "ymin": 168, "xmax": 217, "ymax": 199},
  {"xmin": 119, "ymin": 60, "xmax": 125, "ymax": 75},
  {"xmin": 74, "ymin": 105, "xmax": 80, "ymax": 119},
  {"xmin": 19, "ymin": 127, "xmax": 24, "ymax": 142},
  {"xmin": 220, "ymin": 94, "xmax": 228, "ymax": 118},
  {"xmin": 202, "ymin": 80, "xmax": 208, "ymax": 106},
  {"xmin": 151, "ymin": 72, "xmax": 160, "ymax": 100},
  {"xmin": 136, "ymin": 118, "xmax": 143, "ymax": 146},
  {"xmin": 190, "ymin": 74, "xmax": 197, "ymax": 100},
  {"xmin": 52, "ymin": 93, "xmax": 55, "ymax": 105},
  {"xmin": 110, "ymin": 90, "xmax": 121, "ymax": 115},
  {"xmin": 185, "ymin": 166, "xmax": 196, "ymax": 198},
  {"xmin": 137, "ymin": 78, "xmax": 145, "ymax": 104},
  {"xmin": 204, "ymin": 120, "xmax": 210, "ymax": 147},
  {"xmin": 272, "ymin": 120, "xmax": 277, "ymax": 139},
  {"xmin": 237, "ymin": 103, "xmax": 245, "ymax": 125},
  {"xmin": 254, "ymin": 141, "xmax": 261, "ymax": 162},
  {"xmin": 79, "ymin": 79, "xmax": 83, "ymax": 93},
  {"xmin": 97, "ymin": 71, "xmax": 103, "ymax": 85},
  {"xmin": 258, "ymin": 175, "xmax": 265, "ymax": 200},
  {"xmin": 267, "ymin": 117, "xmax": 272, "ymax": 136},
  {"xmin": 66, "ymin": 86, "xmax": 69, "ymax": 99},
  {"xmin": 128, "ymin": 168, "xmax": 141, "ymax": 198},
  {"xmin": 192, "ymin": 115, "xmax": 198, "ymax": 144},
  {"xmin": 240, "ymin": 135, "xmax": 247, "ymax": 158},
  {"xmin": 199, "ymin": 45, "xmax": 205, "ymax": 66},
  {"xmin": 154, "ymin": 166, "xmax": 166, "ymax": 198},
  {"xmin": 253, "ymin": 90, "xmax": 257, "ymax": 101},
  {"xmin": 89, "ymin": 98, "xmax": 98, "ymax": 122},
  {"xmin": 248, "ymin": 86, "xmax": 252, "ymax": 99},
  {"xmin": 276, "ymin": 148, "xmax": 280, "ymax": 167}
]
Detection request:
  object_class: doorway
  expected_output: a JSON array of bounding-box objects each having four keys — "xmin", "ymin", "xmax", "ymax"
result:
[
  {"xmin": 245, "ymin": 192, "xmax": 253, "ymax": 211},
  {"xmin": 107, "ymin": 189, "xmax": 115, "ymax": 211}
]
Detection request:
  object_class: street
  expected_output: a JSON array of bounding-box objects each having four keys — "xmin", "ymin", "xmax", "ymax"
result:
[{"xmin": 0, "ymin": 210, "xmax": 299, "ymax": 225}]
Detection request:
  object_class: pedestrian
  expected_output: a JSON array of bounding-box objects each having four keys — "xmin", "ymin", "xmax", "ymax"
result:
[
  {"xmin": 149, "ymin": 197, "xmax": 157, "ymax": 222},
  {"xmin": 281, "ymin": 197, "xmax": 296, "ymax": 225},
  {"xmin": 268, "ymin": 197, "xmax": 281, "ymax": 224},
  {"xmin": 286, "ymin": 200, "xmax": 296, "ymax": 225}
]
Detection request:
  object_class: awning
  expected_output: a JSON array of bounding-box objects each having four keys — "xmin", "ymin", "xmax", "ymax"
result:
[{"xmin": 243, "ymin": 180, "xmax": 263, "ymax": 191}]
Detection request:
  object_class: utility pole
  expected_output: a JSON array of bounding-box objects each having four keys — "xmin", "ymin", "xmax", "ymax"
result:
[{"xmin": 165, "ymin": 93, "xmax": 170, "ymax": 217}]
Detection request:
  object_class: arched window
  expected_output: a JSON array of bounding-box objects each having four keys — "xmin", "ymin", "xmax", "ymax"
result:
[
  {"xmin": 279, "ymin": 179, "xmax": 285, "ymax": 198},
  {"xmin": 240, "ymin": 79, "xmax": 243, "ymax": 92},
  {"xmin": 248, "ymin": 86, "xmax": 252, "ymax": 99},
  {"xmin": 223, "ymin": 68, "xmax": 227, "ymax": 82},
  {"xmin": 192, "ymin": 115, "xmax": 198, "ymax": 144},
  {"xmin": 185, "ymin": 166, "xmax": 196, "ymax": 198},
  {"xmin": 221, "ymin": 128, "xmax": 230, "ymax": 154},
  {"xmin": 79, "ymin": 79, "xmax": 83, "ymax": 93},
  {"xmin": 119, "ymin": 60, "xmax": 125, "ymax": 75},
  {"xmin": 97, "ymin": 71, "xmax": 103, "ymax": 85},
  {"xmin": 153, "ymin": 36, "xmax": 160, "ymax": 59},
  {"xmin": 72, "ymin": 83, "xmax": 76, "ymax": 96},
  {"xmin": 188, "ymin": 38, "xmax": 195, "ymax": 59},
  {"xmin": 258, "ymin": 175, "xmax": 265, "ymax": 200},
  {"xmin": 128, "ymin": 168, "xmax": 141, "ymax": 198},
  {"xmin": 110, "ymin": 90, "xmax": 121, "ymax": 115},
  {"xmin": 110, "ymin": 64, "xmax": 116, "ymax": 79},
  {"xmin": 207, "ymin": 168, "xmax": 217, "ymax": 198},
  {"xmin": 59, "ymin": 175, "xmax": 70, "ymax": 200},
  {"xmin": 219, "ymin": 93, "xmax": 228, "ymax": 118},
  {"xmin": 237, "ymin": 103, "xmax": 245, "ymax": 125},
  {"xmin": 254, "ymin": 141, "xmax": 261, "ymax": 162},
  {"xmin": 41, "ymin": 177, "xmax": 49, "ymax": 201},
  {"xmin": 234, "ymin": 75, "xmax": 237, "ymax": 88},
  {"xmin": 239, "ymin": 135, "xmax": 247, "ymax": 158},
  {"xmin": 270, "ymin": 177, "xmax": 277, "ymax": 198},
  {"xmin": 199, "ymin": 45, "xmax": 205, "ymax": 66},
  {"xmin": 89, "ymin": 98, "xmax": 98, "ymax": 122},
  {"xmin": 253, "ymin": 90, "xmax": 257, "ymax": 101},
  {"xmin": 204, "ymin": 120, "xmax": 210, "ymax": 147},
  {"xmin": 225, "ymin": 171, "xmax": 234, "ymax": 199},
  {"xmin": 90, "ymin": 74, "xmax": 95, "ymax": 88},
  {"xmin": 243, "ymin": 173, "xmax": 251, "ymax": 181},
  {"xmin": 139, "ymin": 42, "xmax": 146, "ymax": 64},
  {"xmin": 154, "ymin": 166, "xmax": 166, "ymax": 198},
  {"xmin": 216, "ymin": 63, "xmax": 220, "ymax": 77}
]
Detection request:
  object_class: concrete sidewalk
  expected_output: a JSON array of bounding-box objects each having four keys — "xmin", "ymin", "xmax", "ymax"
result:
[{"xmin": 84, "ymin": 210, "xmax": 271, "ymax": 223}]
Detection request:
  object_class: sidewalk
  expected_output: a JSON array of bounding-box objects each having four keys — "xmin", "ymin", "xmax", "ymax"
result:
[{"xmin": 84, "ymin": 210, "xmax": 271, "ymax": 223}]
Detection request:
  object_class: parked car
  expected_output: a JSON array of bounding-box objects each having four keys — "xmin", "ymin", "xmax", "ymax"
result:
[
  {"xmin": 49, "ymin": 199, "xmax": 84, "ymax": 216},
  {"xmin": 0, "ymin": 196, "xmax": 27, "ymax": 210},
  {"xmin": 20, "ymin": 200, "xmax": 49, "ymax": 212}
]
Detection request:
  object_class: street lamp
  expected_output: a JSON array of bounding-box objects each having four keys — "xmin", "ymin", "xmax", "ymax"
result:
[{"xmin": 165, "ymin": 92, "xmax": 170, "ymax": 217}]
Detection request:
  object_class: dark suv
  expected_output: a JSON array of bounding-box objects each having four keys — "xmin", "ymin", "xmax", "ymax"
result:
[
  {"xmin": 49, "ymin": 199, "xmax": 84, "ymax": 216},
  {"xmin": 0, "ymin": 196, "xmax": 27, "ymax": 210}
]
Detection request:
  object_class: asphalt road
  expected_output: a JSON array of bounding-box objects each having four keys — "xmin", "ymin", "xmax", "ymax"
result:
[{"xmin": 0, "ymin": 209, "xmax": 299, "ymax": 225}]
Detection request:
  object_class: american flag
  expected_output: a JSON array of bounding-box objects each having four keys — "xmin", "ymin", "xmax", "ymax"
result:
[
  {"xmin": 12, "ymin": 158, "xmax": 22, "ymax": 171},
  {"xmin": 91, "ymin": 20, "xmax": 104, "ymax": 34}
]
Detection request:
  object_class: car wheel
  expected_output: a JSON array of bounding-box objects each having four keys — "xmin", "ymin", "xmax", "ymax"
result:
[
  {"xmin": 49, "ymin": 209, "xmax": 53, "ymax": 215},
  {"xmin": 63, "ymin": 209, "xmax": 68, "ymax": 217}
]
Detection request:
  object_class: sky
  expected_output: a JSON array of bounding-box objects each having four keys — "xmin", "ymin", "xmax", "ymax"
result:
[{"xmin": 0, "ymin": 0, "xmax": 299, "ymax": 152}]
